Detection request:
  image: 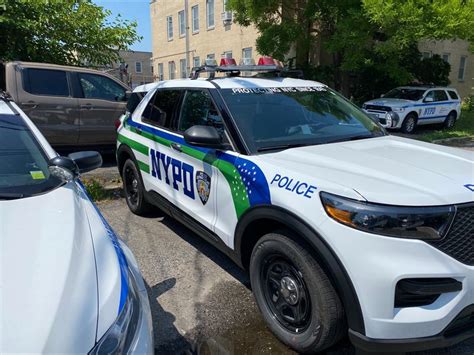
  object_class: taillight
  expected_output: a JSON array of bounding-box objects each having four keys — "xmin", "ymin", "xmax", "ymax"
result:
[{"xmin": 115, "ymin": 118, "xmax": 122, "ymax": 130}]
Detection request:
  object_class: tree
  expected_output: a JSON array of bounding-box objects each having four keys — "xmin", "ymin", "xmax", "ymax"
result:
[
  {"xmin": 228, "ymin": 0, "xmax": 474, "ymax": 100},
  {"xmin": 0, "ymin": 0, "xmax": 141, "ymax": 66}
]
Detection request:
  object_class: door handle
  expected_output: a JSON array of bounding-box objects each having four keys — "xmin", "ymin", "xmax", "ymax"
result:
[
  {"xmin": 171, "ymin": 143, "xmax": 182, "ymax": 152},
  {"xmin": 80, "ymin": 104, "xmax": 93, "ymax": 110},
  {"xmin": 21, "ymin": 101, "xmax": 37, "ymax": 109}
]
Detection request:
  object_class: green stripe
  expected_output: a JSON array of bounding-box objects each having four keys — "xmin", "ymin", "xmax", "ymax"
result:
[
  {"xmin": 118, "ymin": 134, "xmax": 149, "ymax": 156},
  {"xmin": 137, "ymin": 160, "xmax": 150, "ymax": 173}
]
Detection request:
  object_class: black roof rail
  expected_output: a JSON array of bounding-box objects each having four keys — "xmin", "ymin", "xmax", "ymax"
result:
[{"xmin": 190, "ymin": 64, "xmax": 302, "ymax": 80}]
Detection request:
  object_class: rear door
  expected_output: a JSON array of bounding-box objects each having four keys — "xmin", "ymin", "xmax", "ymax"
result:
[
  {"xmin": 75, "ymin": 72, "xmax": 128, "ymax": 145},
  {"xmin": 433, "ymin": 89, "xmax": 450, "ymax": 122},
  {"xmin": 15, "ymin": 67, "xmax": 79, "ymax": 145}
]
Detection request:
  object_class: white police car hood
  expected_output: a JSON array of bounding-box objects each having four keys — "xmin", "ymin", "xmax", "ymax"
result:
[
  {"xmin": 260, "ymin": 135, "xmax": 474, "ymax": 206},
  {"xmin": 364, "ymin": 98, "xmax": 413, "ymax": 108},
  {"xmin": 0, "ymin": 182, "xmax": 124, "ymax": 353}
]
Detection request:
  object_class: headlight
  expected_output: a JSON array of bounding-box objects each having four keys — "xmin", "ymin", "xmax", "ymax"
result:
[
  {"xmin": 392, "ymin": 107, "xmax": 405, "ymax": 112},
  {"xmin": 320, "ymin": 192, "xmax": 455, "ymax": 240},
  {"xmin": 384, "ymin": 111, "xmax": 399, "ymax": 127},
  {"xmin": 361, "ymin": 104, "xmax": 367, "ymax": 109},
  {"xmin": 90, "ymin": 271, "xmax": 140, "ymax": 355}
]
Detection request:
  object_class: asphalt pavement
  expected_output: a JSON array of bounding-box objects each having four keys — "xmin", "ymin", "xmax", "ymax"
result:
[{"xmin": 91, "ymin": 145, "xmax": 474, "ymax": 355}]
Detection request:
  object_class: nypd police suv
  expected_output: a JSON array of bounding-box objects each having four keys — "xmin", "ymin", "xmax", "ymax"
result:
[
  {"xmin": 116, "ymin": 58, "xmax": 474, "ymax": 353},
  {"xmin": 362, "ymin": 85, "xmax": 462, "ymax": 134},
  {"xmin": 0, "ymin": 96, "xmax": 153, "ymax": 354}
]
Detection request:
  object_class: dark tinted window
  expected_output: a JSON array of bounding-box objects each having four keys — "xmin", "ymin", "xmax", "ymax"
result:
[
  {"xmin": 384, "ymin": 88, "xmax": 425, "ymax": 101},
  {"xmin": 434, "ymin": 90, "xmax": 448, "ymax": 102},
  {"xmin": 447, "ymin": 90, "xmax": 459, "ymax": 100},
  {"xmin": 178, "ymin": 90, "xmax": 223, "ymax": 132},
  {"xmin": 142, "ymin": 89, "xmax": 181, "ymax": 127},
  {"xmin": 220, "ymin": 87, "xmax": 384, "ymax": 153},
  {"xmin": 126, "ymin": 92, "xmax": 146, "ymax": 114},
  {"xmin": 23, "ymin": 68, "xmax": 69, "ymax": 96},
  {"xmin": 0, "ymin": 113, "xmax": 62, "ymax": 198},
  {"xmin": 78, "ymin": 73, "xmax": 126, "ymax": 101}
]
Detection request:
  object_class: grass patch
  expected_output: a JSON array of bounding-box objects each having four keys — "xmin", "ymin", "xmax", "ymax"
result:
[
  {"xmin": 82, "ymin": 178, "xmax": 113, "ymax": 201},
  {"xmin": 418, "ymin": 110, "xmax": 474, "ymax": 143}
]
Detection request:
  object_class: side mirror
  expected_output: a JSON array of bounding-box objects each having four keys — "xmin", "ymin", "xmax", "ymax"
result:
[
  {"xmin": 69, "ymin": 151, "xmax": 103, "ymax": 174},
  {"xmin": 184, "ymin": 125, "xmax": 225, "ymax": 149},
  {"xmin": 380, "ymin": 94, "xmax": 385, "ymax": 98},
  {"xmin": 424, "ymin": 97, "xmax": 434, "ymax": 103}
]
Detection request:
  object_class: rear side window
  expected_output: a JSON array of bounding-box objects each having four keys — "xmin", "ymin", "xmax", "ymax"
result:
[
  {"xmin": 22, "ymin": 68, "xmax": 69, "ymax": 97},
  {"xmin": 126, "ymin": 92, "xmax": 146, "ymax": 114},
  {"xmin": 434, "ymin": 90, "xmax": 448, "ymax": 102},
  {"xmin": 141, "ymin": 89, "xmax": 181, "ymax": 127},
  {"xmin": 78, "ymin": 73, "xmax": 126, "ymax": 101},
  {"xmin": 447, "ymin": 90, "xmax": 459, "ymax": 100}
]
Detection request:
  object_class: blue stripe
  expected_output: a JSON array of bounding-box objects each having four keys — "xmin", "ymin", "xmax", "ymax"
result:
[
  {"xmin": 402, "ymin": 101, "xmax": 458, "ymax": 108},
  {"xmin": 77, "ymin": 180, "xmax": 129, "ymax": 314},
  {"xmin": 126, "ymin": 117, "xmax": 272, "ymax": 207},
  {"xmin": 418, "ymin": 115, "xmax": 447, "ymax": 120}
]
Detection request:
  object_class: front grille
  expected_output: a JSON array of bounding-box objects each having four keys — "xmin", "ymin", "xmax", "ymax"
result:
[
  {"xmin": 365, "ymin": 104, "xmax": 392, "ymax": 112},
  {"xmin": 428, "ymin": 204, "xmax": 474, "ymax": 265},
  {"xmin": 444, "ymin": 305, "xmax": 474, "ymax": 338}
]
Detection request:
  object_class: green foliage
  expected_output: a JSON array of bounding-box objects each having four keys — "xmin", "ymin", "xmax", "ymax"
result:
[
  {"xmin": 414, "ymin": 54, "xmax": 451, "ymax": 86},
  {"xmin": 0, "ymin": 0, "xmax": 141, "ymax": 66},
  {"xmin": 82, "ymin": 178, "xmax": 112, "ymax": 201},
  {"xmin": 418, "ymin": 110, "xmax": 474, "ymax": 142}
]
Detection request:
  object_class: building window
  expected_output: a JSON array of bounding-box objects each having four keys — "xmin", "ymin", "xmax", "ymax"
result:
[
  {"xmin": 178, "ymin": 10, "xmax": 186, "ymax": 37},
  {"xmin": 458, "ymin": 56, "xmax": 467, "ymax": 81},
  {"xmin": 442, "ymin": 53, "xmax": 450, "ymax": 63},
  {"xmin": 206, "ymin": 0, "xmax": 215, "ymax": 29},
  {"xmin": 135, "ymin": 61, "xmax": 142, "ymax": 73},
  {"xmin": 422, "ymin": 51, "xmax": 432, "ymax": 59},
  {"xmin": 167, "ymin": 16, "xmax": 173, "ymax": 41},
  {"xmin": 193, "ymin": 56, "xmax": 200, "ymax": 68},
  {"xmin": 223, "ymin": 0, "xmax": 228, "ymax": 11},
  {"xmin": 192, "ymin": 5, "xmax": 199, "ymax": 33},
  {"xmin": 169, "ymin": 61, "xmax": 176, "ymax": 80},
  {"xmin": 158, "ymin": 63, "xmax": 164, "ymax": 81},
  {"xmin": 222, "ymin": 51, "xmax": 232, "ymax": 59},
  {"xmin": 242, "ymin": 47, "xmax": 253, "ymax": 65},
  {"xmin": 180, "ymin": 59, "xmax": 187, "ymax": 78}
]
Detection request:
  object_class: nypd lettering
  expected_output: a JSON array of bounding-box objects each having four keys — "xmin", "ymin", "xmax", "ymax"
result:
[
  {"xmin": 270, "ymin": 174, "xmax": 317, "ymax": 199},
  {"xmin": 150, "ymin": 149, "xmax": 195, "ymax": 199},
  {"xmin": 465, "ymin": 184, "xmax": 474, "ymax": 192}
]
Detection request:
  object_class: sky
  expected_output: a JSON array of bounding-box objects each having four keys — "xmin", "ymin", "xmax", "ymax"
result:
[{"xmin": 94, "ymin": 0, "xmax": 152, "ymax": 52}]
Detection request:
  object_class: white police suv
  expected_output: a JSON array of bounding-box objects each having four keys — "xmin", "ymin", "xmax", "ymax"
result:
[
  {"xmin": 362, "ymin": 86, "xmax": 462, "ymax": 134},
  {"xmin": 116, "ymin": 58, "xmax": 474, "ymax": 353},
  {"xmin": 0, "ymin": 95, "xmax": 153, "ymax": 354}
]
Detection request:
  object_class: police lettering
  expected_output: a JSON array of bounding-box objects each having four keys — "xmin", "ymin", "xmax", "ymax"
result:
[
  {"xmin": 270, "ymin": 174, "xmax": 317, "ymax": 199},
  {"xmin": 150, "ymin": 149, "xmax": 195, "ymax": 199},
  {"xmin": 465, "ymin": 184, "xmax": 474, "ymax": 192}
]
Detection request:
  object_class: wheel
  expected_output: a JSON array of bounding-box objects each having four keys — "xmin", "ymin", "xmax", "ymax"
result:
[
  {"xmin": 443, "ymin": 111, "xmax": 456, "ymax": 129},
  {"xmin": 122, "ymin": 158, "xmax": 151, "ymax": 215},
  {"xmin": 250, "ymin": 232, "xmax": 345, "ymax": 353},
  {"xmin": 401, "ymin": 113, "xmax": 417, "ymax": 134}
]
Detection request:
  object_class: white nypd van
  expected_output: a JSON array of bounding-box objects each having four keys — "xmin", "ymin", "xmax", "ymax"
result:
[
  {"xmin": 0, "ymin": 95, "xmax": 153, "ymax": 354},
  {"xmin": 362, "ymin": 86, "xmax": 462, "ymax": 134},
  {"xmin": 116, "ymin": 58, "xmax": 474, "ymax": 353}
]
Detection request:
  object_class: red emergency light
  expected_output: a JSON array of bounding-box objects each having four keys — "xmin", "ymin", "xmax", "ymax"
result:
[{"xmin": 219, "ymin": 58, "xmax": 237, "ymax": 66}]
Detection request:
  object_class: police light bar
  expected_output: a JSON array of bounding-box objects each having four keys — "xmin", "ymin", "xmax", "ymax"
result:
[{"xmin": 220, "ymin": 58, "xmax": 237, "ymax": 66}]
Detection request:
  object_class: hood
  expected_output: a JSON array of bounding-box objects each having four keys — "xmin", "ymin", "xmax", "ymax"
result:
[
  {"xmin": 364, "ymin": 98, "xmax": 414, "ymax": 107},
  {"xmin": 260, "ymin": 136, "xmax": 474, "ymax": 206},
  {"xmin": 0, "ymin": 184, "xmax": 98, "ymax": 353}
]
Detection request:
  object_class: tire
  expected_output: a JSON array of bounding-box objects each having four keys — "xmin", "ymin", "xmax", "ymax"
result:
[
  {"xmin": 443, "ymin": 111, "xmax": 456, "ymax": 129},
  {"xmin": 401, "ymin": 113, "xmax": 417, "ymax": 134},
  {"xmin": 122, "ymin": 158, "xmax": 151, "ymax": 215},
  {"xmin": 250, "ymin": 232, "xmax": 345, "ymax": 353}
]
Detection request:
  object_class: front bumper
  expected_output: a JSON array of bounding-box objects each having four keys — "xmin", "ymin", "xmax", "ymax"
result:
[
  {"xmin": 317, "ymin": 212, "xmax": 474, "ymax": 350},
  {"xmin": 363, "ymin": 109, "xmax": 402, "ymax": 129}
]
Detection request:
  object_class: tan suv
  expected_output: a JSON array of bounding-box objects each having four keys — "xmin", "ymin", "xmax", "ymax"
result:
[{"xmin": 0, "ymin": 61, "xmax": 130, "ymax": 147}]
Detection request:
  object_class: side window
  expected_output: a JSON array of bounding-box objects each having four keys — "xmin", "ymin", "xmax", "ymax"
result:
[
  {"xmin": 78, "ymin": 73, "xmax": 126, "ymax": 101},
  {"xmin": 126, "ymin": 92, "xmax": 146, "ymax": 114},
  {"xmin": 142, "ymin": 89, "xmax": 181, "ymax": 127},
  {"xmin": 424, "ymin": 91, "xmax": 435, "ymax": 101},
  {"xmin": 434, "ymin": 90, "xmax": 448, "ymax": 102},
  {"xmin": 178, "ymin": 90, "xmax": 223, "ymax": 133},
  {"xmin": 23, "ymin": 68, "xmax": 69, "ymax": 97},
  {"xmin": 447, "ymin": 90, "xmax": 459, "ymax": 100}
]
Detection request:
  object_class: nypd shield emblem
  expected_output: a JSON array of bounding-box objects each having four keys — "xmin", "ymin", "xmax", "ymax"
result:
[{"xmin": 196, "ymin": 171, "xmax": 211, "ymax": 205}]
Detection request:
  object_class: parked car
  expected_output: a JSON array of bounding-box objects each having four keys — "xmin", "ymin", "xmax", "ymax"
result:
[
  {"xmin": 362, "ymin": 86, "xmax": 462, "ymax": 133},
  {"xmin": 116, "ymin": 58, "xmax": 474, "ymax": 354},
  {"xmin": 0, "ymin": 61, "xmax": 130, "ymax": 147},
  {"xmin": 0, "ymin": 94, "xmax": 153, "ymax": 354}
]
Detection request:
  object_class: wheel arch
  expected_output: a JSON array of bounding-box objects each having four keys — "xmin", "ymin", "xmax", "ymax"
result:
[
  {"xmin": 235, "ymin": 205, "xmax": 365, "ymax": 334},
  {"xmin": 116, "ymin": 143, "xmax": 136, "ymax": 176}
]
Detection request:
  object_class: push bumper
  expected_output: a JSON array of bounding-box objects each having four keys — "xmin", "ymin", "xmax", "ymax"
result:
[{"xmin": 349, "ymin": 305, "xmax": 474, "ymax": 352}]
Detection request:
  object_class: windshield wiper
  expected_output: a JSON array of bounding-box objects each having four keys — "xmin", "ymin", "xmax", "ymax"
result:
[
  {"xmin": 0, "ymin": 192, "xmax": 25, "ymax": 200},
  {"xmin": 257, "ymin": 143, "xmax": 310, "ymax": 152},
  {"xmin": 326, "ymin": 134, "xmax": 377, "ymax": 144}
]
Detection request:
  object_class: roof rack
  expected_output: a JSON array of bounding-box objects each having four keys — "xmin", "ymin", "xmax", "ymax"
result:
[{"xmin": 190, "ymin": 64, "xmax": 284, "ymax": 80}]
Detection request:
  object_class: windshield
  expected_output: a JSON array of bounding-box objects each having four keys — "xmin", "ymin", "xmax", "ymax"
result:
[
  {"xmin": 220, "ymin": 87, "xmax": 385, "ymax": 153},
  {"xmin": 0, "ymin": 113, "xmax": 62, "ymax": 199},
  {"xmin": 384, "ymin": 88, "xmax": 425, "ymax": 101}
]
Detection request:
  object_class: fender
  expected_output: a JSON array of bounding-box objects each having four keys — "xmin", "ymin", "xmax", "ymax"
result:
[
  {"xmin": 234, "ymin": 205, "xmax": 365, "ymax": 334},
  {"xmin": 116, "ymin": 143, "xmax": 136, "ymax": 175}
]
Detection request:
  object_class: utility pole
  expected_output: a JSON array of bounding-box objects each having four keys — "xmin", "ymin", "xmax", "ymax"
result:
[{"xmin": 184, "ymin": 0, "xmax": 190, "ymax": 77}]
